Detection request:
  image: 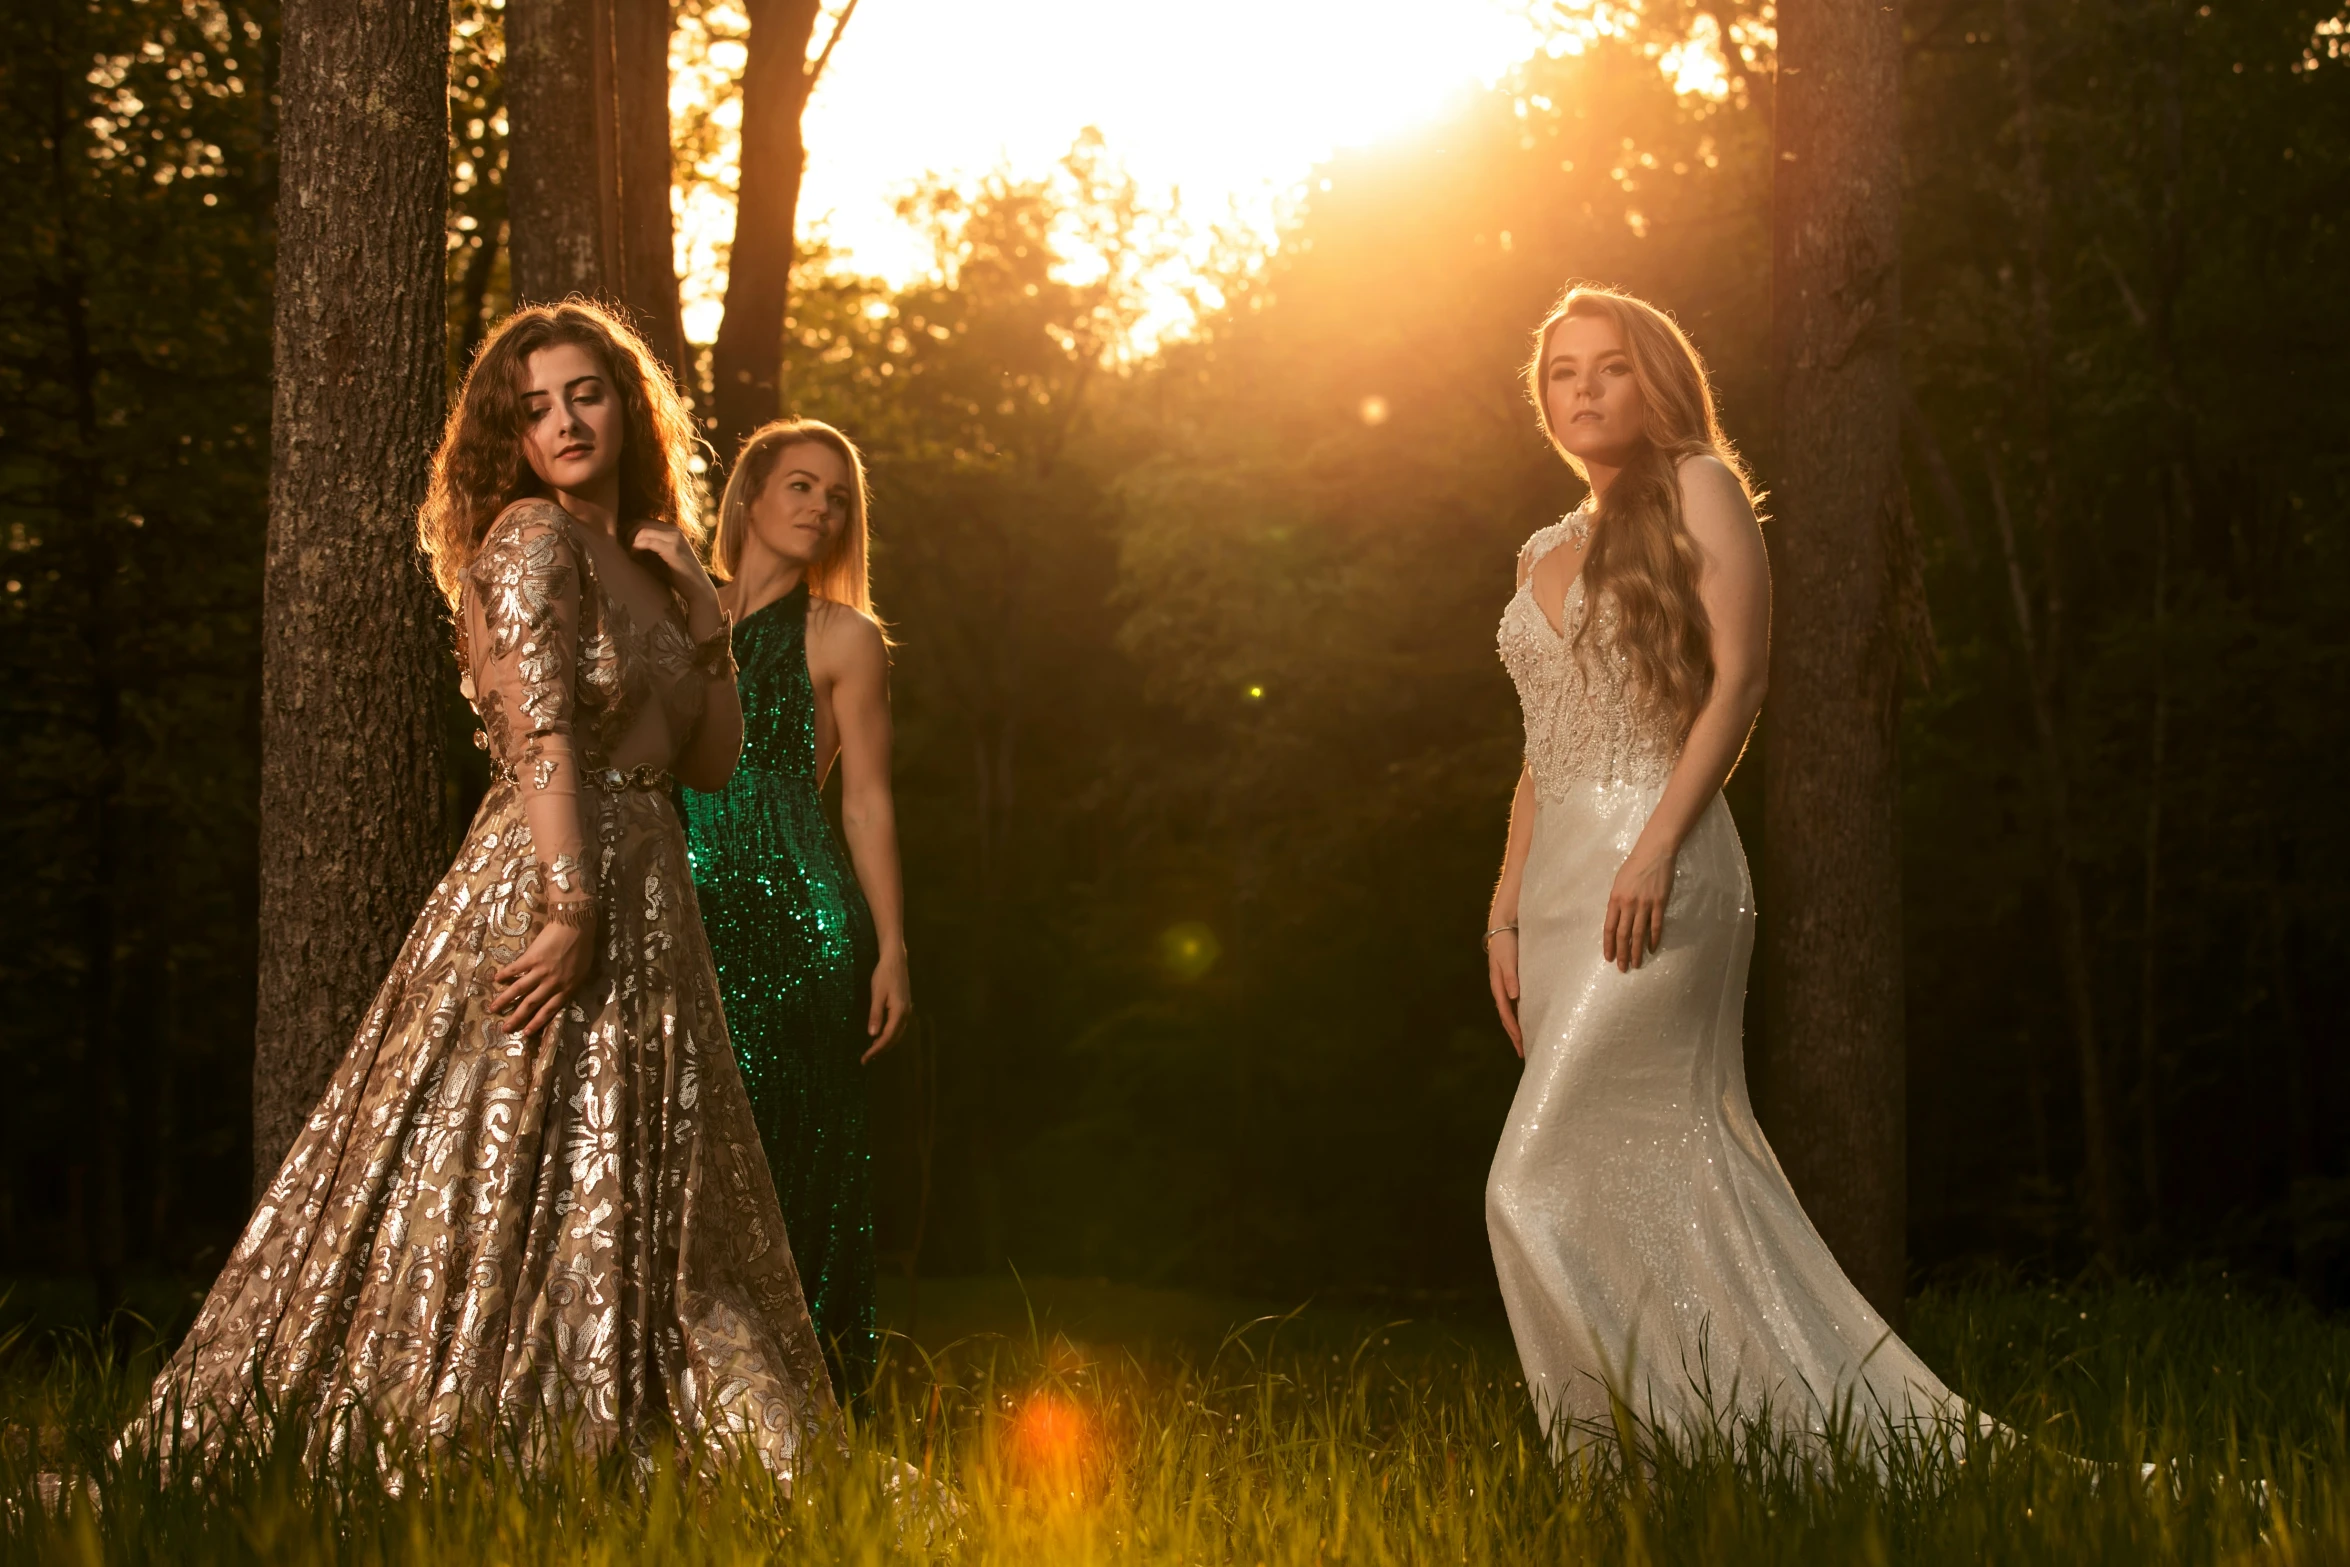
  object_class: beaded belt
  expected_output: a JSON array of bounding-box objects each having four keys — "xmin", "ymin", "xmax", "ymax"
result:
[
  {"xmin": 584, "ymin": 762, "xmax": 673, "ymax": 792},
  {"xmin": 484, "ymin": 745, "xmax": 672, "ymax": 793}
]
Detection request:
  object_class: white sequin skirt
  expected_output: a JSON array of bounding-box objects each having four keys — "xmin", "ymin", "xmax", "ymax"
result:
[{"xmin": 1486, "ymin": 778, "xmax": 1972, "ymax": 1454}]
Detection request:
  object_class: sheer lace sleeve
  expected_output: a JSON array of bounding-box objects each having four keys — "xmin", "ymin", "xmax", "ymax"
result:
[{"xmin": 466, "ymin": 502, "xmax": 594, "ymax": 926}]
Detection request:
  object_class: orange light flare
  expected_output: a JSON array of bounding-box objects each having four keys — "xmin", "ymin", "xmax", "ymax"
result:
[{"xmin": 1005, "ymin": 1387, "xmax": 1102, "ymax": 1502}]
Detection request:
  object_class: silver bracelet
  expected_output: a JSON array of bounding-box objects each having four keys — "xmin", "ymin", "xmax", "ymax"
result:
[{"xmin": 1482, "ymin": 923, "xmax": 1518, "ymax": 948}]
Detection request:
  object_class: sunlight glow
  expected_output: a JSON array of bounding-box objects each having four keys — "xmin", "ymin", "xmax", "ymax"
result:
[{"xmin": 674, "ymin": 1, "xmax": 1545, "ymax": 341}]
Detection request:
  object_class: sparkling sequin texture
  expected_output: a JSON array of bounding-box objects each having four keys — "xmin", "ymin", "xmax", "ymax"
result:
[
  {"xmin": 681, "ymin": 583, "xmax": 879, "ymax": 1405},
  {"xmin": 132, "ymin": 501, "xmax": 837, "ymax": 1475},
  {"xmin": 1486, "ymin": 512, "xmax": 1977, "ymax": 1456}
]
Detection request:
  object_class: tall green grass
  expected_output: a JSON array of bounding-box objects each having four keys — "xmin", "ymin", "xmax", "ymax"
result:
[{"xmin": 2, "ymin": 1275, "xmax": 2343, "ymax": 1564}]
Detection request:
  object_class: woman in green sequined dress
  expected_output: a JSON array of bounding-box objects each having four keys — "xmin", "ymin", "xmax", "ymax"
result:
[{"xmin": 681, "ymin": 419, "xmax": 911, "ymax": 1406}]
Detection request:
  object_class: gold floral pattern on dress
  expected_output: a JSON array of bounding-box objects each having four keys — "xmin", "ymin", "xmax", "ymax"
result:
[{"xmin": 134, "ymin": 499, "xmax": 832, "ymax": 1480}]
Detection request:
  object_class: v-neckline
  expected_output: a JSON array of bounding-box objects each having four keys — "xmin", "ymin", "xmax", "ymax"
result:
[{"xmin": 1524, "ymin": 511, "xmax": 1594, "ymax": 640}]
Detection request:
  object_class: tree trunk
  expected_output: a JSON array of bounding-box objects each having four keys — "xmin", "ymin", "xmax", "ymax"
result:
[
  {"xmin": 504, "ymin": 0, "xmax": 605, "ymax": 302},
  {"xmin": 709, "ymin": 0, "xmax": 827, "ymax": 461},
  {"xmin": 1762, "ymin": 0, "xmax": 1911, "ymax": 1324},
  {"xmin": 252, "ymin": 0, "xmax": 452, "ymax": 1190},
  {"xmin": 505, "ymin": 0, "xmax": 684, "ymax": 376},
  {"xmin": 613, "ymin": 0, "xmax": 684, "ymax": 373}
]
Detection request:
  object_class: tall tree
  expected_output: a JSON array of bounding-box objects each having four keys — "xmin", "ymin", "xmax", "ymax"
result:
[
  {"xmin": 505, "ymin": 0, "xmax": 685, "ymax": 374},
  {"xmin": 708, "ymin": 0, "xmax": 852, "ymax": 461},
  {"xmin": 1761, "ymin": 0, "xmax": 1912, "ymax": 1321},
  {"xmin": 251, "ymin": 0, "xmax": 452, "ymax": 1186}
]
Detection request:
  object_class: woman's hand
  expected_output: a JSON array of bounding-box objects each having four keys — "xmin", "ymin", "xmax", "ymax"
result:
[
  {"xmin": 1603, "ymin": 841, "xmax": 1676, "ymax": 972},
  {"xmin": 491, "ymin": 915, "xmax": 595, "ymax": 1038},
  {"xmin": 1487, "ymin": 927, "xmax": 1524, "ymax": 1057},
  {"xmin": 629, "ymin": 519, "xmax": 723, "ymax": 634},
  {"xmin": 861, "ymin": 943, "xmax": 913, "ymax": 1063}
]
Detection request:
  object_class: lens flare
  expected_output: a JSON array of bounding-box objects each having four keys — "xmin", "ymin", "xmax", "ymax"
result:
[
  {"xmin": 1008, "ymin": 1389, "xmax": 1095, "ymax": 1496},
  {"xmin": 1159, "ymin": 921, "xmax": 1222, "ymax": 981}
]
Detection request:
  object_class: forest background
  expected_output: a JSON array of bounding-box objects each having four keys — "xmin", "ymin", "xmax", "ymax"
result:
[{"xmin": 2, "ymin": 0, "xmax": 2345, "ymax": 1322}]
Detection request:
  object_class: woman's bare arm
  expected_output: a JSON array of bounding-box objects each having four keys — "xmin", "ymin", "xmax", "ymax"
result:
[
  {"xmin": 818, "ymin": 605, "xmax": 912, "ymax": 1060},
  {"xmin": 1602, "ymin": 454, "xmax": 1771, "ymax": 970},
  {"xmin": 1486, "ymin": 764, "xmax": 1539, "ymax": 1056}
]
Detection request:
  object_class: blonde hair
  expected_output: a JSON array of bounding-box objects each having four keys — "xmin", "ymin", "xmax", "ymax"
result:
[
  {"xmin": 417, "ymin": 299, "xmax": 703, "ymax": 609},
  {"xmin": 1525, "ymin": 283, "xmax": 1760, "ymax": 737},
  {"xmin": 710, "ymin": 419, "xmax": 880, "ymax": 622}
]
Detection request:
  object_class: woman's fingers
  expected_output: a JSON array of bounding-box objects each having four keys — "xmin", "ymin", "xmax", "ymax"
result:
[
  {"xmin": 1487, "ymin": 956, "xmax": 1522, "ymax": 1054},
  {"xmin": 861, "ymin": 996, "xmax": 908, "ymax": 1062},
  {"xmin": 497, "ymin": 975, "xmax": 551, "ymax": 1033},
  {"xmin": 517, "ymin": 989, "xmax": 567, "ymax": 1039},
  {"xmin": 491, "ymin": 970, "xmax": 531, "ymax": 1016}
]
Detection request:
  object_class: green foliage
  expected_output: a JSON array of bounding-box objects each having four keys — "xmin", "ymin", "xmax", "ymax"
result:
[
  {"xmin": 447, "ymin": 0, "xmax": 509, "ymax": 375},
  {"xmin": 803, "ymin": 5, "xmax": 2350, "ymax": 1295},
  {"xmin": 0, "ymin": 0, "xmax": 279, "ymax": 1274},
  {"xmin": 2, "ymin": 0, "xmax": 2343, "ymax": 1310},
  {"xmin": 2, "ymin": 1278, "xmax": 2346, "ymax": 1563},
  {"xmin": 1896, "ymin": 0, "xmax": 2350, "ymax": 1276}
]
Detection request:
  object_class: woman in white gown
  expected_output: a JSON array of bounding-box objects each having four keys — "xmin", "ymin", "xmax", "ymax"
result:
[{"xmin": 1482, "ymin": 284, "xmax": 1975, "ymax": 1455}]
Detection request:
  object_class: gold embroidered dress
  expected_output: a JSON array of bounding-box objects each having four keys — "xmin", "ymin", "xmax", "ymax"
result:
[{"xmin": 140, "ymin": 500, "xmax": 835, "ymax": 1473}]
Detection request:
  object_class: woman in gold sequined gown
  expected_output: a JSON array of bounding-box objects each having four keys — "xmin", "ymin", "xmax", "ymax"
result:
[
  {"xmin": 136, "ymin": 302, "xmax": 836, "ymax": 1475},
  {"xmin": 1482, "ymin": 286, "xmax": 1978, "ymax": 1455}
]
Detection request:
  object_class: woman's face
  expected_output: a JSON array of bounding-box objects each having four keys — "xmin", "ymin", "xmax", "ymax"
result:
[
  {"xmin": 1542, "ymin": 312, "xmax": 1646, "ymax": 467},
  {"xmin": 518, "ymin": 341, "xmax": 624, "ymax": 498},
  {"xmin": 747, "ymin": 441, "xmax": 855, "ymax": 568}
]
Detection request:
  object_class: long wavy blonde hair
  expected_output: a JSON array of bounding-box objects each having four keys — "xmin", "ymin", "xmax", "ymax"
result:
[
  {"xmin": 417, "ymin": 300, "xmax": 703, "ymax": 609},
  {"xmin": 1526, "ymin": 283, "xmax": 1759, "ymax": 737},
  {"xmin": 709, "ymin": 418, "xmax": 880, "ymax": 623}
]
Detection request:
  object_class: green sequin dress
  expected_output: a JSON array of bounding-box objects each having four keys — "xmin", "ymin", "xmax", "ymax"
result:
[{"xmin": 681, "ymin": 582, "xmax": 879, "ymax": 1404}]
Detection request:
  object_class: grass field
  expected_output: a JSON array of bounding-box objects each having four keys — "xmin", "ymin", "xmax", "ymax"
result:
[{"xmin": 2, "ymin": 1271, "xmax": 2344, "ymax": 1564}]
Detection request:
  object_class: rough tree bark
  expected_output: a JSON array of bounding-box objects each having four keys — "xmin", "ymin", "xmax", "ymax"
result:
[
  {"xmin": 1762, "ymin": 0, "xmax": 1912, "ymax": 1324},
  {"xmin": 252, "ymin": 0, "xmax": 452, "ymax": 1189},
  {"xmin": 708, "ymin": 0, "xmax": 835, "ymax": 462},
  {"xmin": 505, "ymin": 0, "xmax": 685, "ymax": 375}
]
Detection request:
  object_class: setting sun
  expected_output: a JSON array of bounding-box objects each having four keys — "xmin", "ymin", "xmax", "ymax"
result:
[{"xmin": 676, "ymin": 0, "xmax": 1546, "ymax": 338}]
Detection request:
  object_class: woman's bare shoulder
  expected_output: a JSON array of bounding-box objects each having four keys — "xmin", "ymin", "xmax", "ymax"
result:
[
  {"xmin": 807, "ymin": 598, "xmax": 889, "ymax": 672},
  {"xmin": 1673, "ymin": 452, "xmax": 1745, "ymax": 501},
  {"xmin": 1675, "ymin": 454, "xmax": 1758, "ymax": 530}
]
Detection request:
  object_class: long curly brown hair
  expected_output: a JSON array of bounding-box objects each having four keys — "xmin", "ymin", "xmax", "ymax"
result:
[
  {"xmin": 417, "ymin": 300, "xmax": 704, "ymax": 609},
  {"xmin": 1525, "ymin": 283, "xmax": 1760, "ymax": 738}
]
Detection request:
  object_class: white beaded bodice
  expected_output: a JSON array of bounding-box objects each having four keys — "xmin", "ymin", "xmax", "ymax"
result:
[{"xmin": 1498, "ymin": 512, "xmax": 1681, "ymax": 799}]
